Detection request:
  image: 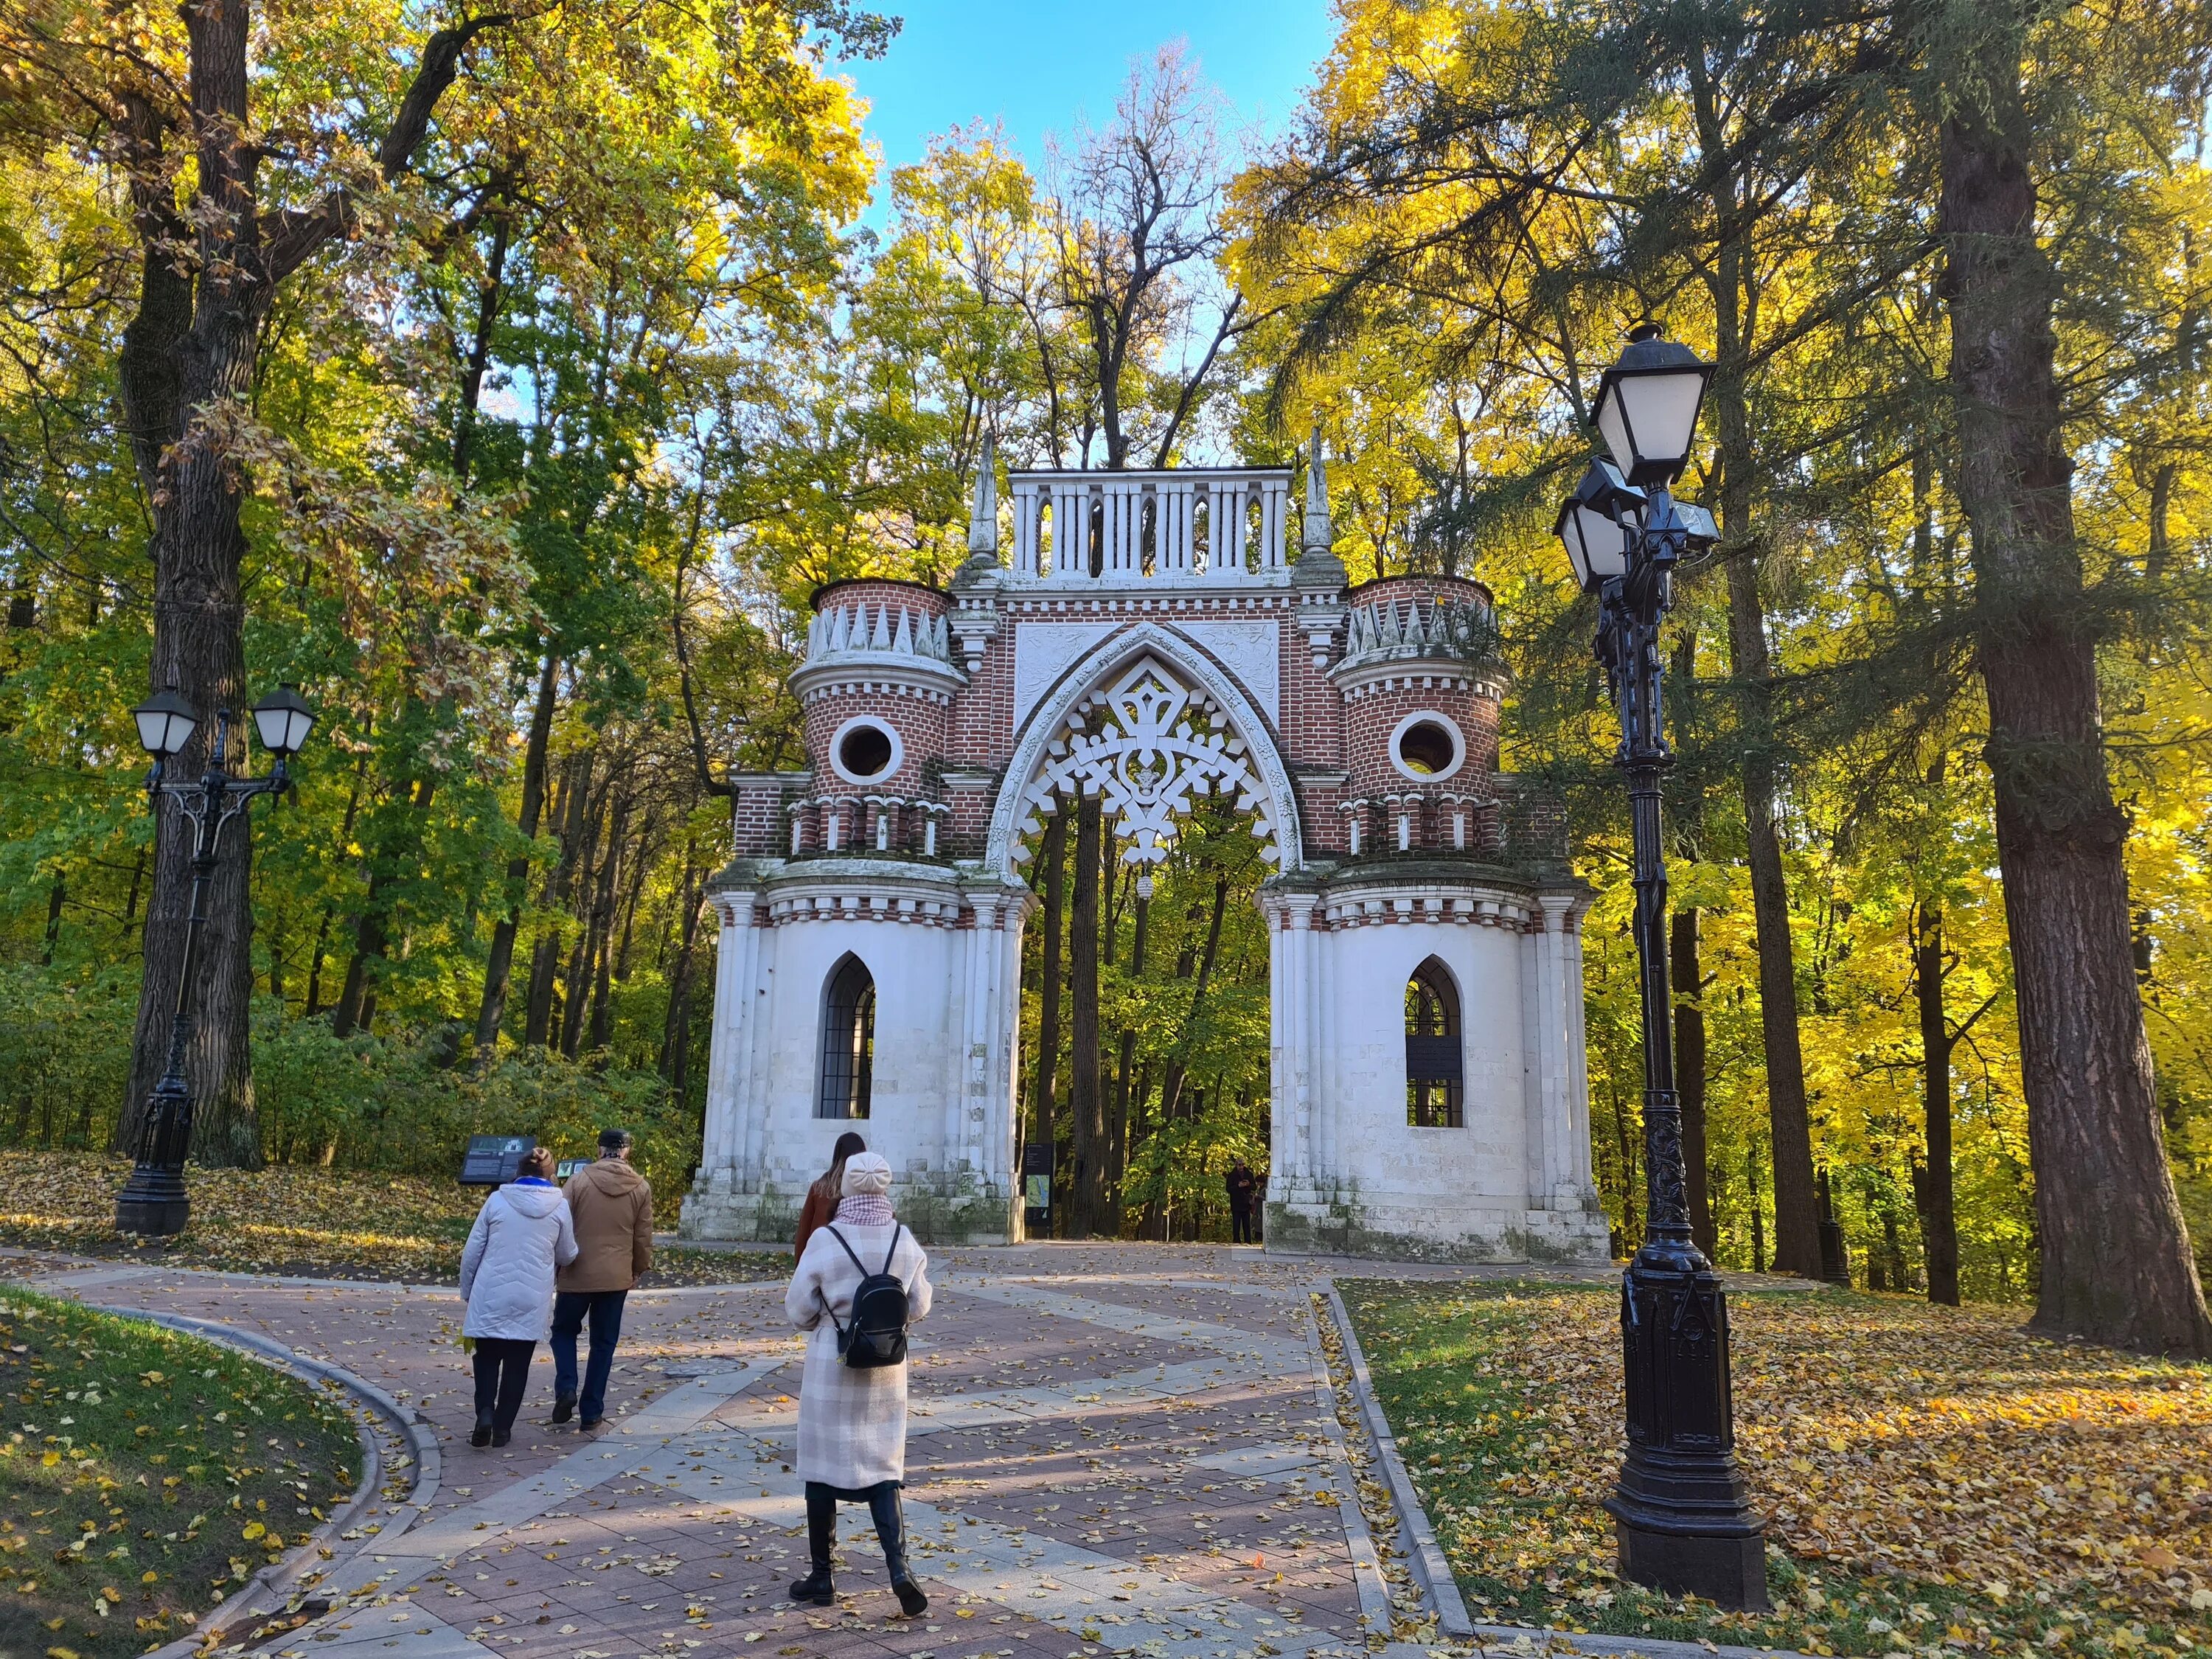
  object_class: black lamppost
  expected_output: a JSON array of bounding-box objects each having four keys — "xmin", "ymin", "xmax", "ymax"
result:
[
  {"xmin": 115, "ymin": 684, "xmax": 316, "ymax": 1239},
  {"xmin": 1551, "ymin": 325, "xmax": 1768, "ymax": 1610}
]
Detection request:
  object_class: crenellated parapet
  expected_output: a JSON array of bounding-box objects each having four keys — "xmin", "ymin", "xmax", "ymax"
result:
[
  {"xmin": 791, "ymin": 579, "xmax": 963, "ymax": 705},
  {"xmin": 1331, "ymin": 576, "xmax": 1504, "ymax": 693}
]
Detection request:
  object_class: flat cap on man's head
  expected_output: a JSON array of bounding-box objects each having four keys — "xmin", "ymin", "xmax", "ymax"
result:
[{"xmin": 599, "ymin": 1127, "xmax": 634, "ymax": 1152}]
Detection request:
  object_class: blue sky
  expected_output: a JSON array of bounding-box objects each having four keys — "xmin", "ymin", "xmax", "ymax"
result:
[{"xmin": 838, "ymin": 0, "xmax": 1338, "ymax": 223}]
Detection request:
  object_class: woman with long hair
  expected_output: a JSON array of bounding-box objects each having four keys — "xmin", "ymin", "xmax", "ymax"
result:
[{"xmin": 793, "ymin": 1131, "xmax": 866, "ymax": 1259}]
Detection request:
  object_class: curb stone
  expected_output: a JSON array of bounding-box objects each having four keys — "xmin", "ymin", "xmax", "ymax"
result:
[
  {"xmin": 1296, "ymin": 1292, "xmax": 1398, "ymax": 1636},
  {"xmin": 1320, "ymin": 1290, "xmax": 1811, "ymax": 1659},
  {"xmin": 83, "ymin": 1305, "xmax": 437, "ymax": 1659},
  {"xmin": 1324, "ymin": 1282, "xmax": 1475, "ymax": 1637}
]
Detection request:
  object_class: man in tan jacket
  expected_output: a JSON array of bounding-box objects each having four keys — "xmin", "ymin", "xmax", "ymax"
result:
[{"xmin": 551, "ymin": 1128, "xmax": 654, "ymax": 1430}]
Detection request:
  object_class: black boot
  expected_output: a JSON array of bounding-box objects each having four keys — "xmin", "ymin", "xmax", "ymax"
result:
[
  {"xmin": 550, "ymin": 1393, "xmax": 576, "ymax": 1425},
  {"xmin": 470, "ymin": 1410, "xmax": 493, "ymax": 1448},
  {"xmin": 790, "ymin": 1483, "xmax": 835, "ymax": 1604},
  {"xmin": 867, "ymin": 1484, "xmax": 925, "ymax": 1614}
]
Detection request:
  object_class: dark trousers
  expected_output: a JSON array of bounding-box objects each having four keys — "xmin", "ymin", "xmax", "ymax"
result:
[
  {"xmin": 471, "ymin": 1338, "xmax": 535, "ymax": 1433},
  {"xmin": 551, "ymin": 1290, "xmax": 627, "ymax": 1421},
  {"xmin": 806, "ymin": 1481, "xmax": 911, "ymax": 1584},
  {"xmin": 1231, "ymin": 1203, "xmax": 1255, "ymax": 1244}
]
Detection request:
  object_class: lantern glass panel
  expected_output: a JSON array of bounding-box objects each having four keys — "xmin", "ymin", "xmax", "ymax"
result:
[{"xmin": 131, "ymin": 692, "xmax": 199, "ymax": 758}]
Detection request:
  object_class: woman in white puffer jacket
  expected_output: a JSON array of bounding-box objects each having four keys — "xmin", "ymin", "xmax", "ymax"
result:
[{"xmin": 458, "ymin": 1147, "xmax": 577, "ymax": 1447}]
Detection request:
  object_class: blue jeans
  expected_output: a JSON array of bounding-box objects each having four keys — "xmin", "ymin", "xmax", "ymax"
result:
[{"xmin": 551, "ymin": 1290, "xmax": 627, "ymax": 1422}]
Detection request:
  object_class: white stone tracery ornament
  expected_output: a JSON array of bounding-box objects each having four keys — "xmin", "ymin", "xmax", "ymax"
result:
[{"xmin": 1012, "ymin": 658, "xmax": 1279, "ymax": 894}]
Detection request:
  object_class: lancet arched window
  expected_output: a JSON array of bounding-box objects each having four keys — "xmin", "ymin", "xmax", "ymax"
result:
[
  {"xmin": 1405, "ymin": 958, "xmax": 1464, "ymax": 1128},
  {"xmin": 818, "ymin": 954, "xmax": 875, "ymax": 1120}
]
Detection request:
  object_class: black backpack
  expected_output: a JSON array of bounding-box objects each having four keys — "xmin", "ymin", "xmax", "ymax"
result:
[{"xmin": 818, "ymin": 1224, "xmax": 911, "ymax": 1369}]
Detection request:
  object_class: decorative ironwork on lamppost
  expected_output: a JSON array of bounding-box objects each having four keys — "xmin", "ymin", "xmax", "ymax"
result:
[
  {"xmin": 115, "ymin": 684, "xmax": 316, "ymax": 1238},
  {"xmin": 1551, "ymin": 324, "xmax": 1769, "ymax": 1610}
]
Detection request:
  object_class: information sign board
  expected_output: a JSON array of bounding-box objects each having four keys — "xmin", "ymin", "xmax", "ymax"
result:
[{"xmin": 459, "ymin": 1135, "xmax": 535, "ymax": 1186}]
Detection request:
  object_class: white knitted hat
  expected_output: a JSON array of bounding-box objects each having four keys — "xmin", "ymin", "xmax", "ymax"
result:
[{"xmin": 841, "ymin": 1152, "xmax": 893, "ymax": 1197}]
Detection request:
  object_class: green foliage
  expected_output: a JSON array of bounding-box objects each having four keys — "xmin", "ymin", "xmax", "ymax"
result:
[
  {"xmin": 0, "ymin": 1289, "xmax": 360, "ymax": 1659},
  {"xmin": 0, "ymin": 972, "xmax": 696, "ymax": 1200}
]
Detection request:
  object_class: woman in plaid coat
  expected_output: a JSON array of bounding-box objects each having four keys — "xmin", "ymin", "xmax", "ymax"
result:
[{"xmin": 784, "ymin": 1152, "xmax": 933, "ymax": 1614}]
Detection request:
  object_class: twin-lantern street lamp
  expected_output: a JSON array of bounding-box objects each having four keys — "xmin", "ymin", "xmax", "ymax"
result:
[
  {"xmin": 114, "ymin": 684, "xmax": 317, "ymax": 1239},
  {"xmin": 1551, "ymin": 326, "xmax": 1768, "ymax": 1610}
]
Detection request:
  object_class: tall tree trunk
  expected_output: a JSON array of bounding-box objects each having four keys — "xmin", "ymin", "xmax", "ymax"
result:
[
  {"xmin": 1068, "ymin": 792, "xmax": 1104, "ymax": 1236},
  {"xmin": 1032, "ymin": 804, "xmax": 1068, "ymax": 1150},
  {"xmin": 1911, "ymin": 902, "xmax": 1962, "ymax": 1307},
  {"xmin": 526, "ymin": 750, "xmax": 594, "ymax": 1048},
  {"xmin": 1717, "ymin": 431, "xmax": 1820, "ymax": 1281},
  {"xmin": 660, "ymin": 846, "xmax": 704, "ymax": 1092},
  {"xmin": 1672, "ymin": 905, "xmax": 1716, "ymax": 1256},
  {"xmin": 41, "ymin": 881, "xmax": 63, "ymax": 967},
  {"xmin": 1938, "ymin": 18, "xmax": 2211, "ymax": 1354},
  {"xmin": 1748, "ymin": 1141, "xmax": 1765, "ymax": 1273},
  {"xmin": 110, "ymin": 2, "xmax": 498, "ymax": 1166},
  {"xmin": 1156, "ymin": 874, "xmax": 1228, "ymax": 1123},
  {"xmin": 569, "ymin": 787, "xmax": 626, "ymax": 1060},
  {"xmin": 330, "ymin": 775, "xmax": 437, "ymax": 1039},
  {"xmin": 474, "ymin": 653, "xmax": 559, "ymax": 1056},
  {"xmin": 1106, "ymin": 886, "xmax": 1150, "ymax": 1234},
  {"xmin": 1691, "ymin": 54, "xmax": 1822, "ymax": 1278}
]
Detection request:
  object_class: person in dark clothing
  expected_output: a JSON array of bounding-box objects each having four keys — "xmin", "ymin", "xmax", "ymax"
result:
[
  {"xmin": 1225, "ymin": 1160, "xmax": 1259, "ymax": 1245},
  {"xmin": 793, "ymin": 1131, "xmax": 866, "ymax": 1259},
  {"xmin": 552, "ymin": 1128, "xmax": 653, "ymax": 1430}
]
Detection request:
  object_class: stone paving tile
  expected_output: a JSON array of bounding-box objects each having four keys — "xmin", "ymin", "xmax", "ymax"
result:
[{"xmin": 35, "ymin": 1245, "xmax": 1397, "ymax": 1659}]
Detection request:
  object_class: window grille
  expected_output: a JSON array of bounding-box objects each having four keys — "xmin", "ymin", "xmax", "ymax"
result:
[
  {"xmin": 1405, "ymin": 957, "xmax": 1464, "ymax": 1127},
  {"xmin": 818, "ymin": 955, "xmax": 874, "ymax": 1119}
]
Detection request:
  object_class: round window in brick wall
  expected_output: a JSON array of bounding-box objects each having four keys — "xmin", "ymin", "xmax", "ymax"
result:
[
  {"xmin": 830, "ymin": 716, "xmax": 903, "ymax": 785},
  {"xmin": 1389, "ymin": 710, "xmax": 1465, "ymax": 782}
]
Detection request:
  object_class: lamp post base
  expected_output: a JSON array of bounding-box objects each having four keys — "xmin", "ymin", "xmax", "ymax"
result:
[
  {"xmin": 115, "ymin": 1169, "xmax": 191, "ymax": 1239},
  {"xmin": 1614, "ymin": 1519, "xmax": 1770, "ymax": 1611}
]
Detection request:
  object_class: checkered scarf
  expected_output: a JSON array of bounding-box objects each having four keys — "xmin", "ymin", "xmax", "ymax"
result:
[{"xmin": 835, "ymin": 1194, "xmax": 894, "ymax": 1226}]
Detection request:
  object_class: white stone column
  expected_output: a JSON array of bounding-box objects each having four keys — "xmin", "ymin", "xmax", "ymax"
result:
[
  {"xmin": 1534, "ymin": 895, "xmax": 1576, "ymax": 1206},
  {"xmin": 1560, "ymin": 898, "xmax": 1598, "ymax": 1200},
  {"xmin": 1299, "ymin": 901, "xmax": 1325, "ymax": 1200},
  {"xmin": 992, "ymin": 899, "xmax": 1029, "ymax": 1200},
  {"xmin": 737, "ymin": 915, "xmax": 778, "ymax": 1185},
  {"xmin": 701, "ymin": 893, "xmax": 757, "ymax": 1189},
  {"xmin": 953, "ymin": 901, "xmax": 991, "ymax": 1179},
  {"xmin": 1270, "ymin": 893, "xmax": 1318, "ymax": 1198}
]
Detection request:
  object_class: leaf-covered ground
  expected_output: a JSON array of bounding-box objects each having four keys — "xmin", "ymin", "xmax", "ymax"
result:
[
  {"xmin": 0, "ymin": 1287, "xmax": 361, "ymax": 1659},
  {"xmin": 0, "ymin": 1153, "xmax": 788, "ymax": 1285},
  {"xmin": 1339, "ymin": 1279, "xmax": 2212, "ymax": 1659}
]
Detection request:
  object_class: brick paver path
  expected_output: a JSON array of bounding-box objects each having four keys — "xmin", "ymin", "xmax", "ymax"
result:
[{"xmin": 27, "ymin": 1243, "xmax": 1431, "ymax": 1659}]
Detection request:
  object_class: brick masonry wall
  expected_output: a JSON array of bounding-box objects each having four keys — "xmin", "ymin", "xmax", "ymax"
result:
[{"xmin": 761, "ymin": 569, "xmax": 1548, "ymax": 873}]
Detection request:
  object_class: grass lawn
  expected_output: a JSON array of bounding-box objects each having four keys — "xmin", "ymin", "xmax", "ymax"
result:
[
  {"xmin": 0, "ymin": 1287, "xmax": 361, "ymax": 1659},
  {"xmin": 1338, "ymin": 1279, "xmax": 2212, "ymax": 1659},
  {"xmin": 0, "ymin": 1152, "xmax": 789, "ymax": 1285}
]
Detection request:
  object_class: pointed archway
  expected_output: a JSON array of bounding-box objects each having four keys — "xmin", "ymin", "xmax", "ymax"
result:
[{"xmin": 984, "ymin": 622, "xmax": 1306, "ymax": 881}]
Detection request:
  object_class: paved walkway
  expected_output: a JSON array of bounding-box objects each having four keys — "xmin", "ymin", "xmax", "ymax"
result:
[{"xmin": 17, "ymin": 1245, "xmax": 1599, "ymax": 1659}]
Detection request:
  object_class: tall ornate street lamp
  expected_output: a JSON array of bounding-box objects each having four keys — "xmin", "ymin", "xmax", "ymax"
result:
[
  {"xmin": 1551, "ymin": 325, "xmax": 1768, "ymax": 1610},
  {"xmin": 115, "ymin": 684, "xmax": 316, "ymax": 1238}
]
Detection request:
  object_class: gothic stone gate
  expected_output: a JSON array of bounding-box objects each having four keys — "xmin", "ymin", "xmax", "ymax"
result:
[{"xmin": 680, "ymin": 448, "xmax": 1608, "ymax": 1262}]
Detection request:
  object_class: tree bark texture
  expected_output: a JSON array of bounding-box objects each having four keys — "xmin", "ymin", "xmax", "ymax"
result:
[
  {"xmin": 1672, "ymin": 906, "xmax": 1716, "ymax": 1257},
  {"xmin": 114, "ymin": 0, "xmax": 503, "ymax": 1165},
  {"xmin": 1938, "ymin": 26, "xmax": 2211, "ymax": 1353},
  {"xmin": 1718, "ymin": 446, "xmax": 1822, "ymax": 1281},
  {"xmin": 1032, "ymin": 804, "xmax": 1068, "ymax": 1158},
  {"xmin": 1068, "ymin": 792, "xmax": 1105, "ymax": 1236},
  {"xmin": 1691, "ymin": 55, "xmax": 1823, "ymax": 1278},
  {"xmin": 1911, "ymin": 904, "xmax": 1961, "ymax": 1307},
  {"xmin": 475, "ymin": 654, "xmax": 560, "ymax": 1054}
]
